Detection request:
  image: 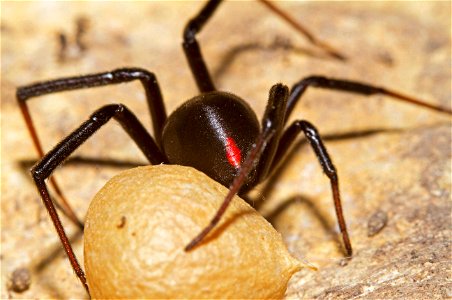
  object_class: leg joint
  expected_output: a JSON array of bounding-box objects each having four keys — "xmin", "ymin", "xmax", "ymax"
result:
[
  {"xmin": 30, "ymin": 166, "xmax": 43, "ymax": 182},
  {"xmin": 90, "ymin": 104, "xmax": 122, "ymax": 124},
  {"xmin": 183, "ymin": 20, "xmax": 198, "ymax": 43},
  {"xmin": 109, "ymin": 68, "xmax": 157, "ymax": 84}
]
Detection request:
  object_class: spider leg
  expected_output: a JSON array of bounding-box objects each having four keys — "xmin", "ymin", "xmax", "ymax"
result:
[
  {"xmin": 257, "ymin": 0, "xmax": 345, "ymax": 60},
  {"xmin": 286, "ymin": 76, "xmax": 452, "ymax": 123},
  {"xmin": 185, "ymin": 129, "xmax": 275, "ymax": 252},
  {"xmin": 256, "ymin": 84, "xmax": 289, "ymax": 182},
  {"xmin": 17, "ymin": 68, "xmax": 167, "ymax": 144},
  {"xmin": 32, "ymin": 104, "xmax": 166, "ymax": 295},
  {"xmin": 272, "ymin": 120, "xmax": 352, "ymax": 256},
  {"xmin": 183, "ymin": 0, "xmax": 221, "ymax": 92},
  {"xmin": 184, "ymin": 0, "xmax": 347, "ymax": 93},
  {"xmin": 184, "ymin": 84, "xmax": 288, "ymax": 251},
  {"xmin": 17, "ymin": 68, "xmax": 166, "ymax": 228}
]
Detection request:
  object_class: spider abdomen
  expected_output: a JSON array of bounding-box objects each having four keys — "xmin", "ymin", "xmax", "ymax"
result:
[{"xmin": 162, "ymin": 91, "xmax": 260, "ymax": 188}]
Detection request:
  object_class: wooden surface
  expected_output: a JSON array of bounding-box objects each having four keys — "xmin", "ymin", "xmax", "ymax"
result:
[{"xmin": 1, "ymin": 1, "xmax": 451, "ymax": 299}]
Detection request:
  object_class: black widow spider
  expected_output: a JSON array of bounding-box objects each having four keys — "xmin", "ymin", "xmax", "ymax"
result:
[{"xmin": 16, "ymin": 0, "xmax": 452, "ymax": 296}]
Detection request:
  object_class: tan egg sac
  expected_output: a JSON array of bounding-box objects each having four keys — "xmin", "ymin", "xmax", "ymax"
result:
[{"xmin": 84, "ymin": 165, "xmax": 306, "ymax": 299}]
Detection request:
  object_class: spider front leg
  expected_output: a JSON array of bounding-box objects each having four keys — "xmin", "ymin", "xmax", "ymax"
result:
[
  {"xmin": 182, "ymin": 0, "xmax": 220, "ymax": 92},
  {"xmin": 17, "ymin": 68, "xmax": 167, "ymax": 146},
  {"xmin": 285, "ymin": 76, "xmax": 452, "ymax": 123},
  {"xmin": 273, "ymin": 120, "xmax": 352, "ymax": 256},
  {"xmin": 274, "ymin": 76, "xmax": 451, "ymax": 256},
  {"xmin": 256, "ymin": 84, "xmax": 353, "ymax": 256},
  {"xmin": 183, "ymin": 0, "xmax": 347, "ymax": 93},
  {"xmin": 32, "ymin": 104, "xmax": 166, "ymax": 295},
  {"xmin": 17, "ymin": 68, "xmax": 167, "ymax": 228}
]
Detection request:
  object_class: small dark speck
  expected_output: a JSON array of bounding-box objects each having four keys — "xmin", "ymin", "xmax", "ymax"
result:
[
  {"xmin": 131, "ymin": 232, "xmax": 136, "ymax": 237},
  {"xmin": 75, "ymin": 16, "xmax": 90, "ymax": 52},
  {"xmin": 116, "ymin": 216, "xmax": 126, "ymax": 229},
  {"xmin": 367, "ymin": 210, "xmax": 388, "ymax": 237},
  {"xmin": 425, "ymin": 36, "xmax": 447, "ymax": 52},
  {"xmin": 375, "ymin": 51, "xmax": 394, "ymax": 67},
  {"xmin": 268, "ymin": 35, "xmax": 293, "ymax": 51},
  {"xmin": 1, "ymin": 22, "xmax": 10, "ymax": 32},
  {"xmin": 8, "ymin": 268, "xmax": 31, "ymax": 293}
]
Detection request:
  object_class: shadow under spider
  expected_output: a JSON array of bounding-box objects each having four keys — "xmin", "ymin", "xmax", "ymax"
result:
[
  {"xmin": 18, "ymin": 156, "xmax": 144, "ymax": 174},
  {"xmin": 31, "ymin": 229, "xmax": 84, "ymax": 298},
  {"xmin": 264, "ymin": 194, "xmax": 338, "ymax": 247},
  {"xmin": 211, "ymin": 36, "xmax": 340, "ymax": 84},
  {"xmin": 248, "ymin": 127, "xmax": 405, "ymax": 254},
  {"xmin": 18, "ymin": 128, "xmax": 402, "ymax": 277},
  {"xmin": 253, "ymin": 127, "xmax": 401, "ymax": 208},
  {"xmin": 17, "ymin": 127, "xmax": 399, "ymax": 230}
]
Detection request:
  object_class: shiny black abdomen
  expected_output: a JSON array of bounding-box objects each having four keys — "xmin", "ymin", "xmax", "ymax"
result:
[{"xmin": 162, "ymin": 91, "xmax": 260, "ymax": 188}]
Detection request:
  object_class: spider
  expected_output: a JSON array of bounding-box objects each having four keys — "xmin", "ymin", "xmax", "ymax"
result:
[{"xmin": 16, "ymin": 0, "xmax": 451, "ymax": 296}]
